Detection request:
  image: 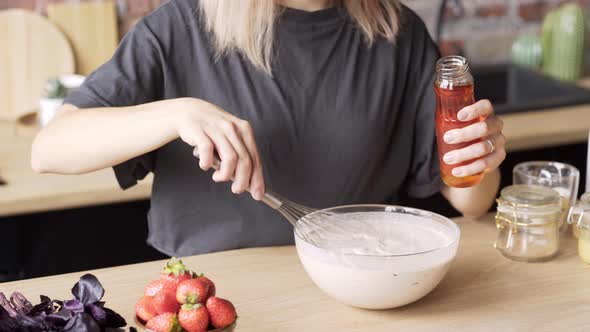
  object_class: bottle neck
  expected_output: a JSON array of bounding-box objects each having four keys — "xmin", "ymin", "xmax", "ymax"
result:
[{"xmin": 435, "ymin": 55, "xmax": 473, "ymax": 87}]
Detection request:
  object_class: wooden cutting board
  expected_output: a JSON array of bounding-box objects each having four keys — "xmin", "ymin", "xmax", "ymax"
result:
[
  {"xmin": 47, "ymin": 1, "xmax": 118, "ymax": 76},
  {"xmin": 0, "ymin": 9, "xmax": 75, "ymax": 120}
]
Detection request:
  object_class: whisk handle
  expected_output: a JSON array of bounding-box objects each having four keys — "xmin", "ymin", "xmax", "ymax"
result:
[{"xmin": 193, "ymin": 149, "xmax": 283, "ymax": 210}]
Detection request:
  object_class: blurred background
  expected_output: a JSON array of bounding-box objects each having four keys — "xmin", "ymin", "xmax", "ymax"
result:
[{"xmin": 1, "ymin": 0, "xmax": 589, "ymax": 282}]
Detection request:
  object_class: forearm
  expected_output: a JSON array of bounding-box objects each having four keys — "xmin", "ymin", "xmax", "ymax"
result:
[
  {"xmin": 31, "ymin": 100, "xmax": 183, "ymax": 174},
  {"xmin": 442, "ymin": 169, "xmax": 501, "ymax": 218}
]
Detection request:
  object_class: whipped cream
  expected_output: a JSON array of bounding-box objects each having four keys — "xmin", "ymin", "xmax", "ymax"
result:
[
  {"xmin": 294, "ymin": 209, "xmax": 460, "ymax": 309},
  {"xmin": 298, "ymin": 211, "xmax": 454, "ymax": 256}
]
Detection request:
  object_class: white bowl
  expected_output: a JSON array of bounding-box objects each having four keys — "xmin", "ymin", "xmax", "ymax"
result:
[{"xmin": 294, "ymin": 205, "xmax": 460, "ymax": 310}]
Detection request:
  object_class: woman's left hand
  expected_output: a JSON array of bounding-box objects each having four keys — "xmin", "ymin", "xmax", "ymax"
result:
[{"xmin": 442, "ymin": 99, "xmax": 506, "ymax": 178}]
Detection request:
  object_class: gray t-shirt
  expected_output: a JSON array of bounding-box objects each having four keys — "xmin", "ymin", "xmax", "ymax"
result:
[{"xmin": 65, "ymin": 0, "xmax": 442, "ymax": 257}]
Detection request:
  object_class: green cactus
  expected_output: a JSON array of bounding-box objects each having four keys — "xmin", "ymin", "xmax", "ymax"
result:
[
  {"xmin": 542, "ymin": 3, "xmax": 586, "ymax": 81},
  {"xmin": 541, "ymin": 10, "xmax": 556, "ymax": 72},
  {"xmin": 43, "ymin": 78, "xmax": 67, "ymax": 99}
]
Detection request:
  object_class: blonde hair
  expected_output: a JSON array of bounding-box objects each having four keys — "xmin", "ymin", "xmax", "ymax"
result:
[{"xmin": 199, "ymin": 0, "xmax": 401, "ymax": 74}]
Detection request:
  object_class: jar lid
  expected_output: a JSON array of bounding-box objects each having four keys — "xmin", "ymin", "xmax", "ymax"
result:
[{"xmin": 499, "ymin": 185, "xmax": 561, "ymax": 210}]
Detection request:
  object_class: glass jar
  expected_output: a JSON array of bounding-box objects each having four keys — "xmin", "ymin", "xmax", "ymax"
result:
[
  {"xmin": 568, "ymin": 192, "xmax": 590, "ymax": 263},
  {"xmin": 568, "ymin": 192, "xmax": 590, "ymax": 239},
  {"xmin": 513, "ymin": 161, "xmax": 580, "ymax": 233},
  {"xmin": 434, "ymin": 55, "xmax": 484, "ymax": 188},
  {"xmin": 495, "ymin": 185, "xmax": 562, "ymax": 262}
]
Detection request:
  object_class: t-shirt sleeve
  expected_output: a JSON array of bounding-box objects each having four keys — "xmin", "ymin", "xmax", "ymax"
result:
[
  {"xmin": 402, "ymin": 9, "xmax": 444, "ymax": 198},
  {"xmin": 64, "ymin": 20, "xmax": 164, "ymax": 190}
]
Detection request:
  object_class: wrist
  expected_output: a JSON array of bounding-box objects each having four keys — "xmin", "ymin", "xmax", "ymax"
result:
[{"xmin": 169, "ymin": 97, "xmax": 203, "ymax": 133}]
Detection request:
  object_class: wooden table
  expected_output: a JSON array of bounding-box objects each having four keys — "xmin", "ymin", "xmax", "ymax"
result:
[
  {"xmin": 0, "ymin": 214, "xmax": 588, "ymax": 331},
  {"xmin": 2, "ymin": 82, "xmax": 590, "ymax": 217}
]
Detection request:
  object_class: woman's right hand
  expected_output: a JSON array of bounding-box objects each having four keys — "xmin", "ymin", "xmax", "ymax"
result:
[{"xmin": 174, "ymin": 98, "xmax": 265, "ymax": 200}]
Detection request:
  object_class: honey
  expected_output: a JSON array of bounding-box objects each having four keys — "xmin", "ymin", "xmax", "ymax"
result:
[
  {"xmin": 434, "ymin": 56, "xmax": 484, "ymax": 188},
  {"xmin": 569, "ymin": 192, "xmax": 590, "ymax": 263},
  {"xmin": 578, "ymin": 232, "xmax": 590, "ymax": 264}
]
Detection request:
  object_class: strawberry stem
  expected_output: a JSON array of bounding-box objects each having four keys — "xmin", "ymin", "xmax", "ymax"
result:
[
  {"xmin": 170, "ymin": 314, "xmax": 183, "ymax": 332},
  {"xmin": 181, "ymin": 303, "xmax": 202, "ymax": 310},
  {"xmin": 162, "ymin": 257, "xmax": 189, "ymax": 277},
  {"xmin": 186, "ymin": 293, "xmax": 199, "ymax": 304}
]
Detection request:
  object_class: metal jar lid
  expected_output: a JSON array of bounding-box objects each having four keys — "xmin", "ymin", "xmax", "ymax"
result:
[{"xmin": 497, "ymin": 184, "xmax": 562, "ymax": 216}]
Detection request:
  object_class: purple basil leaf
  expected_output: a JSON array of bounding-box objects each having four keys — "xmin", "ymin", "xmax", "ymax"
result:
[
  {"xmin": 0, "ymin": 317, "xmax": 19, "ymax": 332},
  {"xmin": 12, "ymin": 314, "xmax": 52, "ymax": 332},
  {"xmin": 63, "ymin": 299, "xmax": 84, "ymax": 313},
  {"xmin": 0, "ymin": 306, "xmax": 20, "ymax": 332},
  {"xmin": 64, "ymin": 312, "xmax": 101, "ymax": 332},
  {"xmin": 0, "ymin": 304, "xmax": 9, "ymax": 319},
  {"xmin": 10, "ymin": 293, "xmax": 33, "ymax": 315},
  {"xmin": 46, "ymin": 308, "xmax": 74, "ymax": 326},
  {"xmin": 71, "ymin": 274, "xmax": 105, "ymax": 305},
  {"xmin": 102, "ymin": 307, "xmax": 126, "ymax": 328},
  {"xmin": 0, "ymin": 293, "xmax": 17, "ymax": 318},
  {"xmin": 29, "ymin": 295, "xmax": 58, "ymax": 317},
  {"xmin": 86, "ymin": 303, "xmax": 106, "ymax": 324}
]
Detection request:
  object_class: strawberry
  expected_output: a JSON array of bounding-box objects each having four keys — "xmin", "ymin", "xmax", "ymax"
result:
[
  {"xmin": 146, "ymin": 312, "xmax": 182, "ymax": 332},
  {"xmin": 197, "ymin": 276, "xmax": 216, "ymax": 299},
  {"xmin": 145, "ymin": 280, "xmax": 166, "ymax": 297},
  {"xmin": 206, "ymin": 297, "xmax": 237, "ymax": 329},
  {"xmin": 176, "ymin": 278, "xmax": 210, "ymax": 304},
  {"xmin": 135, "ymin": 296, "xmax": 157, "ymax": 322},
  {"xmin": 178, "ymin": 303, "xmax": 209, "ymax": 332},
  {"xmin": 160, "ymin": 257, "xmax": 194, "ymax": 290},
  {"xmin": 153, "ymin": 289, "xmax": 180, "ymax": 314}
]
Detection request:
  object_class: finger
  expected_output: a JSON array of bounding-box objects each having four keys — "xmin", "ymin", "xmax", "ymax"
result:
[
  {"xmin": 451, "ymin": 148, "xmax": 507, "ymax": 177},
  {"xmin": 444, "ymin": 116, "xmax": 503, "ymax": 144},
  {"xmin": 457, "ymin": 99, "xmax": 494, "ymax": 122},
  {"xmin": 235, "ymin": 119, "xmax": 265, "ymax": 200},
  {"xmin": 443, "ymin": 133, "xmax": 505, "ymax": 165},
  {"xmin": 220, "ymin": 121, "xmax": 252, "ymax": 194},
  {"xmin": 190, "ymin": 130, "xmax": 215, "ymax": 171},
  {"xmin": 204, "ymin": 127, "xmax": 237, "ymax": 183}
]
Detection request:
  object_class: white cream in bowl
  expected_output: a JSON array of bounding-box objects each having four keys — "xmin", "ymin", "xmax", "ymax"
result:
[{"xmin": 295, "ymin": 206, "xmax": 460, "ymax": 309}]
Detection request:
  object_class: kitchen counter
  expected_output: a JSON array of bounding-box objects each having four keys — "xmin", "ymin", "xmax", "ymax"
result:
[
  {"xmin": 2, "ymin": 85, "xmax": 590, "ymax": 217},
  {"xmin": 0, "ymin": 120, "xmax": 151, "ymax": 217},
  {"xmin": 0, "ymin": 214, "xmax": 588, "ymax": 331}
]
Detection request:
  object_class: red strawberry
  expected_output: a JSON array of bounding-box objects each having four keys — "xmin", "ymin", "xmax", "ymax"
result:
[
  {"xmin": 146, "ymin": 312, "xmax": 182, "ymax": 332},
  {"xmin": 153, "ymin": 289, "xmax": 180, "ymax": 314},
  {"xmin": 160, "ymin": 257, "xmax": 194, "ymax": 290},
  {"xmin": 206, "ymin": 297, "xmax": 237, "ymax": 329},
  {"xmin": 145, "ymin": 280, "xmax": 165, "ymax": 297},
  {"xmin": 135, "ymin": 296, "xmax": 157, "ymax": 322},
  {"xmin": 197, "ymin": 276, "xmax": 216, "ymax": 299},
  {"xmin": 178, "ymin": 303, "xmax": 209, "ymax": 332},
  {"xmin": 176, "ymin": 279, "xmax": 210, "ymax": 304}
]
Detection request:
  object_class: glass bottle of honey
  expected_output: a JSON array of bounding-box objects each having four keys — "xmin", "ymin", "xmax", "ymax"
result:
[{"xmin": 434, "ymin": 55, "xmax": 484, "ymax": 188}]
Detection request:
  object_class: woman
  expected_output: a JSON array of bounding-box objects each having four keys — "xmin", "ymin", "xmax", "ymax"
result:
[{"xmin": 31, "ymin": 0, "xmax": 506, "ymax": 257}]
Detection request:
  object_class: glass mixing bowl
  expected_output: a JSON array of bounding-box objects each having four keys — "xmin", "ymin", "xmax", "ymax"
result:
[{"xmin": 294, "ymin": 205, "xmax": 461, "ymax": 309}]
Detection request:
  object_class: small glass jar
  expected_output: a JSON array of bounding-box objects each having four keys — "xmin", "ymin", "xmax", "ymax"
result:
[
  {"xmin": 513, "ymin": 161, "xmax": 580, "ymax": 233},
  {"xmin": 569, "ymin": 192, "xmax": 590, "ymax": 239},
  {"xmin": 568, "ymin": 192, "xmax": 590, "ymax": 263},
  {"xmin": 495, "ymin": 185, "xmax": 562, "ymax": 262}
]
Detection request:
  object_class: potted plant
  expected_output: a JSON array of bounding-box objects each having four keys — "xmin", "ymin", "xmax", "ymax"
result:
[{"xmin": 39, "ymin": 75, "xmax": 85, "ymax": 126}]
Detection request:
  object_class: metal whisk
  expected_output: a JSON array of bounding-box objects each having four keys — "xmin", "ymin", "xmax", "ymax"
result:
[{"xmin": 196, "ymin": 152, "xmax": 330, "ymax": 244}]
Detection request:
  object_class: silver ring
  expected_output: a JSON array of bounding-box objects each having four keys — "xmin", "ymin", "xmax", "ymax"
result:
[{"xmin": 486, "ymin": 138, "xmax": 495, "ymax": 154}]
